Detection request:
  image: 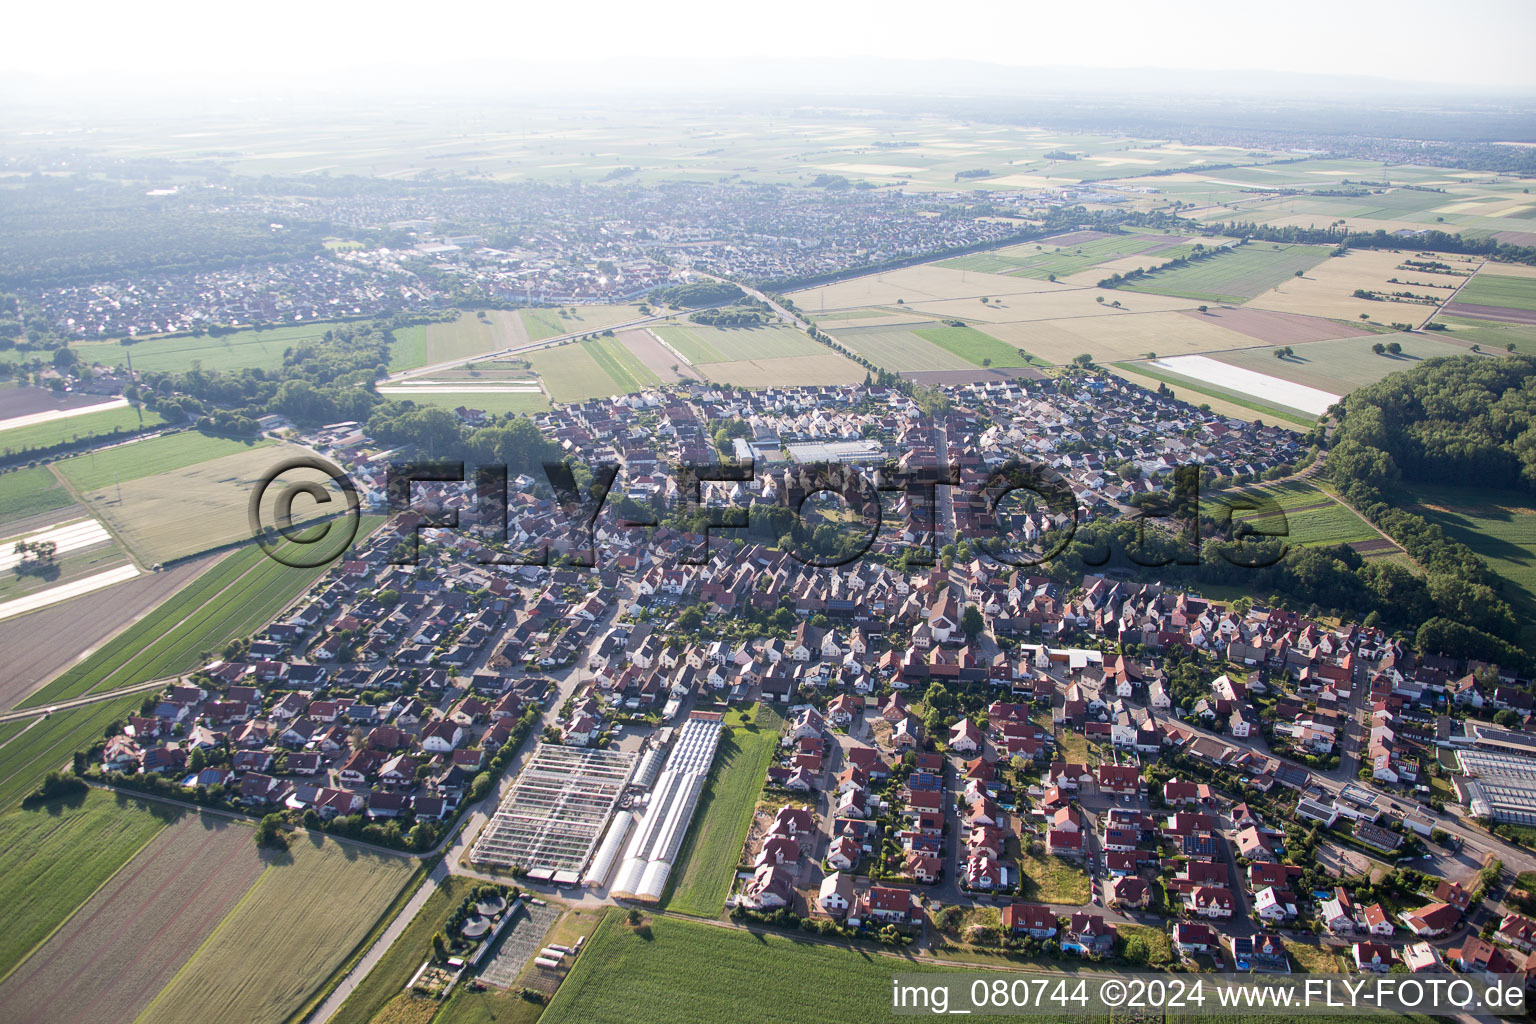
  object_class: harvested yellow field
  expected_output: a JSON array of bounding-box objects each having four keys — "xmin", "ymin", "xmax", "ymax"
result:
[
  {"xmin": 1246, "ymin": 248, "xmax": 1480, "ymax": 322},
  {"xmin": 788, "ymin": 264, "xmax": 1060, "ymax": 309},
  {"xmin": 909, "ymin": 286, "xmax": 1195, "ymax": 325},
  {"xmin": 698, "ymin": 352, "xmax": 867, "ymax": 387},
  {"xmin": 975, "ymin": 309, "xmax": 1263, "ymax": 364},
  {"xmin": 1481, "ymin": 263, "xmax": 1536, "ymax": 281}
]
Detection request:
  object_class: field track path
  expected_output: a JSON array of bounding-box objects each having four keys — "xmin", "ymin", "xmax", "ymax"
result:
[{"xmin": 307, "ymin": 860, "xmax": 449, "ymax": 1024}]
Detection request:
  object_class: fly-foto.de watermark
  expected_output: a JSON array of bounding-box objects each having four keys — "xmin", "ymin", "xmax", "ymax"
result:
[
  {"xmin": 249, "ymin": 456, "xmax": 1295, "ymax": 571},
  {"xmin": 889, "ymin": 973, "xmax": 1527, "ymax": 1016}
]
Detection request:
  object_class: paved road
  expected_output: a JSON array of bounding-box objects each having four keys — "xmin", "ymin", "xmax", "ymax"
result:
[{"xmin": 0, "ymin": 675, "xmax": 172, "ymax": 724}]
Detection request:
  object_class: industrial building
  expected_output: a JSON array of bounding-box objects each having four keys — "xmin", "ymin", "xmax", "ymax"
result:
[
  {"xmin": 1457, "ymin": 745, "xmax": 1536, "ymax": 826},
  {"xmin": 470, "ymin": 744, "xmax": 636, "ymax": 873},
  {"xmin": 607, "ymin": 711, "xmax": 723, "ymax": 900}
]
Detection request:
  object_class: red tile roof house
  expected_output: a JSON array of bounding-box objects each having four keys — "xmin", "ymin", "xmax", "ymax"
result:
[
  {"xmin": 1061, "ymin": 913, "xmax": 1114, "ymax": 955},
  {"xmin": 1498, "ymin": 913, "xmax": 1536, "ymax": 953},
  {"xmin": 1173, "ymin": 921, "xmax": 1218, "ymax": 954},
  {"xmin": 906, "ymin": 852, "xmax": 944, "ymax": 884},
  {"xmin": 1353, "ymin": 941, "xmax": 1396, "ymax": 972},
  {"xmin": 1447, "ymin": 936, "xmax": 1521, "ymax": 974},
  {"xmin": 1046, "ymin": 829, "xmax": 1084, "ymax": 858},
  {"xmin": 1107, "ymin": 875, "xmax": 1150, "ymax": 909},
  {"xmin": 1184, "ymin": 886, "xmax": 1234, "ymax": 919},
  {"xmin": 861, "ymin": 885, "xmax": 918, "ymax": 925},
  {"xmin": 1400, "ymin": 902, "xmax": 1460, "ymax": 938},
  {"xmin": 1001, "ymin": 903, "xmax": 1058, "ymax": 939},
  {"xmin": 1095, "ymin": 763, "xmax": 1140, "ymax": 796}
]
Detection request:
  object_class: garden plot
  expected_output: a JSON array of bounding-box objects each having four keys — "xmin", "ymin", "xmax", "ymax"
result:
[{"xmin": 476, "ymin": 901, "xmax": 562, "ymax": 988}]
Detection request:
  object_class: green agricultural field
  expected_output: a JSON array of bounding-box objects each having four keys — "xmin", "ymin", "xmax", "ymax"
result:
[
  {"xmin": 586, "ymin": 336, "xmax": 660, "ymax": 392},
  {"xmin": 822, "ymin": 323, "xmax": 974, "ymax": 372},
  {"xmin": 1207, "ymin": 480, "xmax": 1382, "ymax": 549},
  {"xmin": 55, "ymin": 431, "xmax": 271, "ymax": 493},
  {"xmin": 0, "ymin": 790, "xmax": 172, "ymax": 980},
  {"xmin": 69, "ymin": 325, "xmax": 326, "ymax": 374},
  {"xmin": 913, "ymin": 325, "xmax": 1031, "ymax": 367},
  {"xmin": 654, "ymin": 323, "xmax": 826, "ymax": 364},
  {"xmin": 0, "ymin": 466, "xmax": 76, "ymax": 525},
  {"xmin": 329, "ymin": 875, "xmax": 477, "ymax": 1024},
  {"xmin": 542, "ymin": 913, "xmax": 968, "ymax": 1024},
  {"xmin": 1120, "ymin": 243, "xmax": 1333, "ymax": 304},
  {"xmin": 136, "ymin": 837, "xmax": 418, "ymax": 1024},
  {"xmin": 529, "ymin": 339, "xmax": 658, "ymax": 402},
  {"xmin": 938, "ymin": 232, "xmax": 1189, "ymax": 281},
  {"xmin": 388, "ymin": 310, "xmax": 531, "ymax": 368},
  {"xmin": 520, "ymin": 304, "xmax": 651, "ymax": 343},
  {"xmin": 0, "ymin": 695, "xmax": 144, "ymax": 811},
  {"xmin": 73, "ymin": 439, "xmax": 319, "ymax": 565},
  {"xmin": 1427, "ymin": 313, "xmax": 1536, "ymax": 355},
  {"xmin": 658, "ymin": 704, "xmax": 782, "ymax": 917},
  {"xmin": 1212, "ymin": 333, "xmax": 1475, "ymax": 395},
  {"xmin": 1456, "ymin": 273, "xmax": 1536, "ymax": 312},
  {"xmin": 0, "ymin": 404, "xmax": 167, "ymax": 457}
]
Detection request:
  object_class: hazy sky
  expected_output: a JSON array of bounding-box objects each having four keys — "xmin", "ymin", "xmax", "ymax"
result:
[{"xmin": 10, "ymin": 0, "xmax": 1536, "ymax": 90}]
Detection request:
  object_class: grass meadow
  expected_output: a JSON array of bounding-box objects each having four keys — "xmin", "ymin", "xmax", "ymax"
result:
[
  {"xmin": 913, "ymin": 325, "xmax": 1032, "ymax": 366},
  {"xmin": 1407, "ymin": 482, "xmax": 1536, "ymax": 648},
  {"xmin": 136, "ymin": 836, "xmax": 418, "ymax": 1024},
  {"xmin": 1016, "ymin": 848, "xmax": 1091, "ymax": 904},
  {"xmin": 658, "ymin": 704, "xmax": 782, "ymax": 917},
  {"xmin": 55, "ymin": 431, "xmax": 271, "ymax": 493}
]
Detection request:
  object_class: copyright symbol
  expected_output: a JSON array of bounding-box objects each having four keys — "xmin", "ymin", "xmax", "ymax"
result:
[
  {"xmin": 1100, "ymin": 979, "xmax": 1126, "ymax": 1008},
  {"xmin": 248, "ymin": 455, "xmax": 361, "ymax": 569}
]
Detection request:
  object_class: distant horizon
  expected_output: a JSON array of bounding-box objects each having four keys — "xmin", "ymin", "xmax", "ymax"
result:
[{"xmin": 6, "ymin": 0, "xmax": 1536, "ymax": 98}]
